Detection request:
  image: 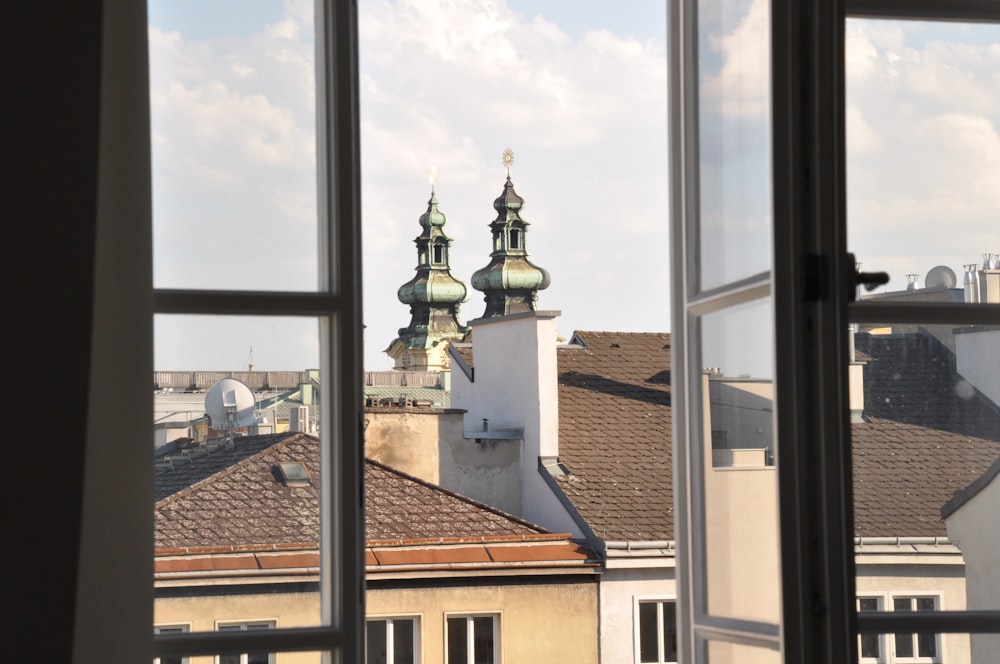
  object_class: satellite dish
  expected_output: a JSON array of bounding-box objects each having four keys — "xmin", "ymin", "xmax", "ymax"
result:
[
  {"xmin": 205, "ymin": 378, "xmax": 257, "ymax": 431},
  {"xmin": 924, "ymin": 265, "xmax": 957, "ymax": 289}
]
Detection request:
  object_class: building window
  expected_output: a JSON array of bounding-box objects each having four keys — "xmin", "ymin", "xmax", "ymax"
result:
[
  {"xmin": 636, "ymin": 600, "xmax": 677, "ymax": 664},
  {"xmin": 892, "ymin": 597, "xmax": 939, "ymax": 662},
  {"xmin": 508, "ymin": 229, "xmax": 520, "ymax": 250},
  {"xmin": 216, "ymin": 622, "xmax": 275, "ymax": 664},
  {"xmin": 154, "ymin": 625, "xmax": 189, "ymax": 664},
  {"xmin": 367, "ymin": 617, "xmax": 419, "ymax": 664},
  {"xmin": 857, "ymin": 596, "xmax": 941, "ymax": 663},
  {"xmin": 433, "ymin": 244, "xmax": 444, "ymax": 264},
  {"xmin": 446, "ymin": 614, "xmax": 498, "ymax": 664}
]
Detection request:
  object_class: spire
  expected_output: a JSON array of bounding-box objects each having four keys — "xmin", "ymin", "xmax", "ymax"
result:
[
  {"xmin": 471, "ymin": 150, "xmax": 551, "ymax": 319},
  {"xmin": 386, "ymin": 171, "xmax": 470, "ymax": 371}
]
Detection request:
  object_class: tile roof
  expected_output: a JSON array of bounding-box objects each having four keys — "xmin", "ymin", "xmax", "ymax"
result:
[
  {"xmin": 155, "ymin": 432, "xmax": 548, "ymax": 552},
  {"xmin": 854, "ymin": 332, "xmax": 1000, "ymax": 440},
  {"xmin": 851, "ymin": 332, "xmax": 1000, "ymax": 537},
  {"xmin": 546, "ymin": 329, "xmax": 998, "ymax": 543},
  {"xmin": 852, "ymin": 417, "xmax": 1000, "ymax": 537},
  {"xmin": 553, "ymin": 331, "xmax": 673, "ymax": 542}
]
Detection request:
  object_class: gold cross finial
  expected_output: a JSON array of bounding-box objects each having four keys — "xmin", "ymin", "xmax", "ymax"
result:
[{"xmin": 502, "ymin": 148, "xmax": 514, "ymax": 176}]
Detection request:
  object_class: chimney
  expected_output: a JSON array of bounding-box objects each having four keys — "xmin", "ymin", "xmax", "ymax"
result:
[
  {"xmin": 965, "ymin": 264, "xmax": 980, "ymax": 303},
  {"xmin": 982, "ymin": 253, "xmax": 1000, "ymax": 304}
]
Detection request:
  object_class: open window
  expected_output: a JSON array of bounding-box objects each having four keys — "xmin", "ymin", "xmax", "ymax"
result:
[{"xmin": 670, "ymin": 0, "xmax": 1000, "ymax": 661}]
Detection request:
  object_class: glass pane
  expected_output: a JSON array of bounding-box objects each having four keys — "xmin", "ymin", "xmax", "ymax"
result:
[
  {"xmin": 846, "ymin": 18, "xmax": 1000, "ymax": 295},
  {"xmin": 847, "ymin": 21, "xmax": 1000, "ymax": 652},
  {"xmin": 705, "ymin": 640, "xmax": 780, "ymax": 663},
  {"xmin": 472, "ymin": 616, "xmax": 495, "ymax": 664},
  {"xmin": 154, "ymin": 315, "xmax": 322, "ymax": 633},
  {"xmin": 639, "ymin": 602, "xmax": 659, "ymax": 662},
  {"xmin": 697, "ymin": 0, "xmax": 772, "ymax": 290},
  {"xmin": 148, "ymin": 0, "xmax": 319, "ymax": 291},
  {"xmin": 662, "ymin": 602, "xmax": 678, "ymax": 663},
  {"xmin": 366, "ymin": 620, "xmax": 387, "ymax": 664},
  {"xmin": 700, "ymin": 298, "xmax": 778, "ymax": 623},
  {"xmin": 447, "ymin": 617, "xmax": 468, "ymax": 664},
  {"xmin": 393, "ymin": 619, "xmax": 415, "ymax": 664}
]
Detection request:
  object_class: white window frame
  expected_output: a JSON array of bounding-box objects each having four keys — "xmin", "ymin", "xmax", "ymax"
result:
[
  {"xmin": 215, "ymin": 621, "xmax": 277, "ymax": 664},
  {"xmin": 149, "ymin": 0, "xmax": 365, "ymax": 662},
  {"xmin": 858, "ymin": 596, "xmax": 886, "ymax": 663},
  {"xmin": 366, "ymin": 615, "xmax": 422, "ymax": 664},
  {"xmin": 634, "ymin": 596, "xmax": 679, "ymax": 664},
  {"xmin": 670, "ymin": 0, "xmax": 1000, "ymax": 662},
  {"xmin": 155, "ymin": 625, "xmax": 191, "ymax": 664},
  {"xmin": 444, "ymin": 613, "xmax": 501, "ymax": 664}
]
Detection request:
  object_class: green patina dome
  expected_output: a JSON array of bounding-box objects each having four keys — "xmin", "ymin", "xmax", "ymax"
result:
[{"xmin": 471, "ymin": 174, "xmax": 551, "ymax": 318}]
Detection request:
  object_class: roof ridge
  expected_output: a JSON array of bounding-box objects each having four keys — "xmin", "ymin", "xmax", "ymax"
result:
[
  {"xmin": 364, "ymin": 458, "xmax": 549, "ymax": 533},
  {"xmin": 156, "ymin": 432, "xmax": 313, "ymax": 507}
]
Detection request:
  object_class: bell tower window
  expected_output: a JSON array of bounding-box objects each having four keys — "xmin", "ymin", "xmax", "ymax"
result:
[
  {"xmin": 510, "ymin": 229, "xmax": 521, "ymax": 249},
  {"xmin": 433, "ymin": 244, "xmax": 444, "ymax": 264}
]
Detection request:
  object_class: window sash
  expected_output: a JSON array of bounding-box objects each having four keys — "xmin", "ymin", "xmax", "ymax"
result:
[
  {"xmin": 150, "ymin": 0, "xmax": 364, "ymax": 661},
  {"xmin": 845, "ymin": 0, "xmax": 1000, "ymax": 642}
]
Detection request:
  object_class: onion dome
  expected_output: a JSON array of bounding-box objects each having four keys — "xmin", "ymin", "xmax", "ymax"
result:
[
  {"xmin": 471, "ymin": 153, "xmax": 550, "ymax": 318},
  {"xmin": 386, "ymin": 181, "xmax": 471, "ymax": 371}
]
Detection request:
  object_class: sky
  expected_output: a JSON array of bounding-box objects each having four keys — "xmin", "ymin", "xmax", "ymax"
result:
[{"xmin": 148, "ymin": 0, "xmax": 1000, "ymax": 373}]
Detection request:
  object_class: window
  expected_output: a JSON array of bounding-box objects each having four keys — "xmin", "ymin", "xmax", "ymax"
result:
[
  {"xmin": 147, "ymin": 0, "xmax": 365, "ymax": 661},
  {"xmin": 433, "ymin": 244, "xmax": 444, "ymax": 264},
  {"xmin": 508, "ymin": 229, "xmax": 520, "ymax": 250},
  {"xmin": 857, "ymin": 597, "xmax": 941, "ymax": 663},
  {"xmin": 446, "ymin": 614, "xmax": 498, "ymax": 664},
  {"xmin": 858, "ymin": 598, "xmax": 882, "ymax": 662},
  {"xmin": 637, "ymin": 600, "xmax": 678, "ymax": 664},
  {"xmin": 366, "ymin": 617, "xmax": 419, "ymax": 664},
  {"xmin": 891, "ymin": 597, "xmax": 939, "ymax": 662},
  {"xmin": 155, "ymin": 626, "xmax": 190, "ymax": 664},
  {"xmin": 217, "ymin": 622, "xmax": 275, "ymax": 664}
]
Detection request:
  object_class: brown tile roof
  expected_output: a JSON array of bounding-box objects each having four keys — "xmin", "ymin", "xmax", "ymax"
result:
[
  {"xmin": 851, "ymin": 332, "xmax": 1000, "ymax": 537},
  {"xmin": 854, "ymin": 332, "xmax": 1000, "ymax": 440},
  {"xmin": 155, "ymin": 432, "xmax": 548, "ymax": 552},
  {"xmin": 553, "ymin": 331, "xmax": 672, "ymax": 542},
  {"xmin": 852, "ymin": 417, "xmax": 1000, "ymax": 537}
]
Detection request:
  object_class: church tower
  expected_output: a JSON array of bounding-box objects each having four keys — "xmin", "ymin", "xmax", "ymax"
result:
[
  {"xmin": 471, "ymin": 150, "xmax": 551, "ymax": 318},
  {"xmin": 385, "ymin": 174, "xmax": 470, "ymax": 371}
]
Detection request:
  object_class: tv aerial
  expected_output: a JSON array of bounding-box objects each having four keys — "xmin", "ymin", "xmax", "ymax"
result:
[{"xmin": 204, "ymin": 378, "xmax": 257, "ymax": 446}]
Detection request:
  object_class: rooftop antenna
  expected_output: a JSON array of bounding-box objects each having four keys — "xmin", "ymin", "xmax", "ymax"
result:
[
  {"xmin": 204, "ymin": 377, "xmax": 256, "ymax": 448},
  {"xmin": 502, "ymin": 147, "xmax": 514, "ymax": 176},
  {"xmin": 247, "ymin": 345, "xmax": 255, "ymax": 372}
]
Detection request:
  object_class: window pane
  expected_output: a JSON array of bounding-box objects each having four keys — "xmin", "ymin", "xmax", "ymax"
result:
[
  {"xmin": 148, "ymin": 0, "xmax": 319, "ymax": 292},
  {"xmin": 700, "ymin": 299, "xmax": 779, "ymax": 624},
  {"xmin": 366, "ymin": 621, "xmax": 388, "ymax": 664},
  {"xmin": 447, "ymin": 617, "xmax": 468, "ymax": 664},
  {"xmin": 154, "ymin": 315, "xmax": 323, "ymax": 633},
  {"xmin": 393, "ymin": 619, "xmax": 415, "ymax": 664},
  {"xmin": 696, "ymin": 0, "xmax": 772, "ymax": 290},
  {"xmin": 639, "ymin": 602, "xmax": 659, "ymax": 663},
  {"xmin": 857, "ymin": 599, "xmax": 880, "ymax": 659},
  {"xmin": 472, "ymin": 616, "xmax": 494, "ymax": 664},
  {"xmin": 661, "ymin": 602, "xmax": 678, "ymax": 663}
]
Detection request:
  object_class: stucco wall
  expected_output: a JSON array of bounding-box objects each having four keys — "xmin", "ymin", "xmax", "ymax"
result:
[
  {"xmin": 599, "ymin": 565, "xmax": 676, "ymax": 664},
  {"xmin": 364, "ymin": 409, "xmax": 465, "ymax": 484},
  {"xmin": 945, "ymin": 476, "xmax": 1000, "ymax": 664},
  {"xmin": 367, "ymin": 578, "xmax": 599, "ymax": 663},
  {"xmin": 448, "ymin": 312, "xmax": 584, "ymax": 536},
  {"xmin": 155, "ymin": 589, "xmax": 322, "ymax": 663},
  {"xmin": 856, "ymin": 560, "xmax": 970, "ymax": 663}
]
